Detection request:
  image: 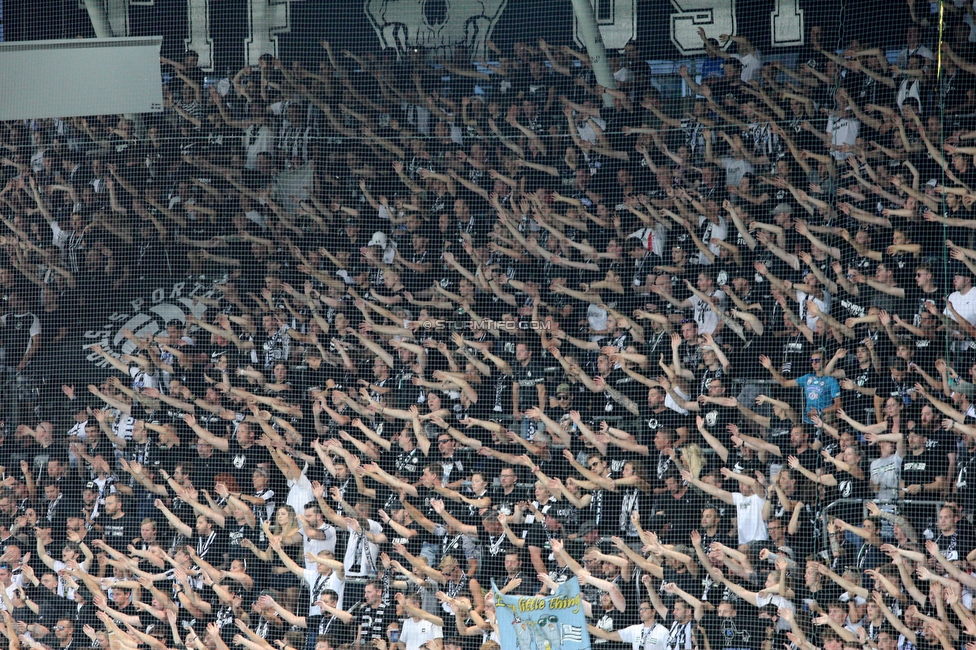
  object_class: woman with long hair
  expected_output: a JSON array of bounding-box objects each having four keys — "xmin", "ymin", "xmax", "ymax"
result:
[
  {"xmin": 679, "ymin": 443, "xmax": 706, "ymax": 480},
  {"xmin": 242, "ymin": 505, "xmax": 304, "ymax": 610}
]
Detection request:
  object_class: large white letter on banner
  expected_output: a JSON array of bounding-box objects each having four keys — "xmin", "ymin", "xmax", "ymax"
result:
[
  {"xmin": 573, "ymin": 0, "xmax": 637, "ymax": 52},
  {"xmin": 185, "ymin": 0, "xmax": 214, "ymax": 70},
  {"xmin": 77, "ymin": 0, "xmax": 218, "ymax": 71},
  {"xmin": 246, "ymin": 0, "xmax": 302, "ymax": 66},
  {"xmin": 770, "ymin": 0, "xmax": 804, "ymax": 47},
  {"xmin": 670, "ymin": 0, "xmax": 736, "ymax": 55}
]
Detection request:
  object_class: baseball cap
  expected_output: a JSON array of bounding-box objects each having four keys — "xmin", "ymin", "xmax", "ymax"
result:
[
  {"xmin": 367, "ymin": 232, "xmax": 388, "ymax": 248},
  {"xmin": 771, "ymin": 203, "xmax": 793, "ymax": 216},
  {"xmin": 556, "ymin": 383, "xmax": 571, "ymax": 395},
  {"xmin": 949, "ymin": 261, "xmax": 972, "ymax": 278},
  {"xmin": 577, "ymin": 520, "xmax": 598, "ymax": 537},
  {"xmin": 950, "ymin": 378, "xmax": 976, "ymax": 397}
]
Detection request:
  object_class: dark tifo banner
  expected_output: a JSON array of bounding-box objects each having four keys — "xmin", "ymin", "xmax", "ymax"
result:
[{"xmin": 5, "ymin": 0, "xmax": 909, "ymax": 72}]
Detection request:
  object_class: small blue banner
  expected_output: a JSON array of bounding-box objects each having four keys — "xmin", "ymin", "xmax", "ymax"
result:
[{"xmin": 493, "ymin": 577, "xmax": 591, "ymax": 650}]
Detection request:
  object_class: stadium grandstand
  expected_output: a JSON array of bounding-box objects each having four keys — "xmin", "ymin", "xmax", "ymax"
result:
[{"xmin": 0, "ymin": 2, "xmax": 975, "ymax": 650}]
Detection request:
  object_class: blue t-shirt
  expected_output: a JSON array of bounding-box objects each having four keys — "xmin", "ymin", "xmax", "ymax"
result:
[
  {"xmin": 797, "ymin": 374, "xmax": 841, "ymax": 421},
  {"xmin": 701, "ymin": 56, "xmax": 725, "ymax": 80}
]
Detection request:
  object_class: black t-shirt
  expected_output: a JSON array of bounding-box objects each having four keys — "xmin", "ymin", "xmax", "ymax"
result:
[
  {"xmin": 411, "ymin": 486, "xmax": 442, "ymax": 545},
  {"xmin": 475, "ymin": 532, "xmax": 511, "ymax": 581},
  {"xmin": 192, "ymin": 452, "xmax": 230, "ymax": 494},
  {"xmin": 656, "ymin": 569, "xmax": 698, "ymax": 614},
  {"xmin": 728, "ymin": 332, "xmax": 766, "ymax": 380},
  {"xmin": 647, "ymin": 450, "xmax": 678, "ymax": 492},
  {"xmin": 934, "ymin": 525, "xmax": 976, "ymax": 562},
  {"xmin": 592, "ymin": 606, "xmax": 632, "ymax": 650},
  {"xmin": 226, "ymin": 522, "xmax": 262, "ymax": 559},
  {"xmin": 588, "ymin": 481, "xmax": 622, "ymax": 537},
  {"xmin": 193, "ymin": 529, "xmax": 229, "ymax": 567},
  {"xmin": 101, "ymin": 511, "xmax": 141, "ymax": 546},
  {"xmin": 491, "ymin": 484, "xmax": 528, "ymax": 516},
  {"xmin": 921, "ymin": 426, "xmax": 956, "ymax": 465},
  {"xmin": 318, "ymin": 611, "xmax": 357, "ymax": 645},
  {"xmin": 226, "ymin": 438, "xmax": 273, "ymax": 484},
  {"xmin": 832, "ymin": 285, "xmax": 871, "ymax": 322},
  {"xmin": 653, "ymin": 491, "xmax": 706, "ymax": 544},
  {"xmin": 830, "ymin": 458, "xmax": 871, "ymax": 523},
  {"xmin": 612, "ymin": 485, "xmax": 656, "ymax": 540},
  {"xmin": 955, "ymin": 448, "xmax": 976, "ymax": 508},
  {"xmin": 696, "ymin": 405, "xmax": 738, "ymax": 447},
  {"xmin": 876, "ymin": 376, "xmax": 914, "ymax": 409},
  {"xmin": 357, "ymin": 599, "xmax": 396, "ymax": 646},
  {"xmin": 512, "ymin": 357, "xmax": 546, "ymax": 411},
  {"xmin": 726, "ymin": 454, "xmax": 766, "ymax": 483},
  {"xmin": 439, "ymin": 452, "xmax": 468, "ymax": 487},
  {"xmin": 902, "ymin": 448, "xmax": 946, "ymax": 488},
  {"xmin": 701, "ymin": 610, "xmax": 762, "ymax": 650},
  {"xmin": 786, "ymin": 445, "xmax": 822, "ymax": 486},
  {"xmin": 848, "ymin": 363, "xmax": 882, "ymax": 417},
  {"xmin": 795, "ymin": 580, "xmax": 844, "ymax": 612}
]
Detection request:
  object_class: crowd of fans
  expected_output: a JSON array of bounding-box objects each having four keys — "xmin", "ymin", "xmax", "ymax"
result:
[{"xmin": 5, "ymin": 6, "xmax": 976, "ymax": 650}]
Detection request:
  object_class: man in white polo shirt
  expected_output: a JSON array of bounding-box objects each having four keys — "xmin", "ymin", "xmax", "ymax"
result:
[{"xmin": 588, "ymin": 593, "xmax": 669, "ymax": 650}]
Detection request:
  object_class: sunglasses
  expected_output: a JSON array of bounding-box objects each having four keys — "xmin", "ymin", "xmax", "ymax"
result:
[{"xmin": 810, "ymin": 358, "xmax": 822, "ymax": 363}]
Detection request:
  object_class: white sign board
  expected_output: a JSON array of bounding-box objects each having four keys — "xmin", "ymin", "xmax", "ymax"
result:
[{"xmin": 0, "ymin": 36, "xmax": 164, "ymax": 120}]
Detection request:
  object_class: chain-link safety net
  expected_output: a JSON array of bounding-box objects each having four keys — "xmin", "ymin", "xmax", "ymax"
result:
[{"xmin": 0, "ymin": 2, "xmax": 973, "ymax": 650}]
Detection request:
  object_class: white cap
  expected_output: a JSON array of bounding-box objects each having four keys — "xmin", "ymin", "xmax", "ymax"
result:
[{"xmin": 367, "ymin": 232, "xmax": 388, "ymax": 248}]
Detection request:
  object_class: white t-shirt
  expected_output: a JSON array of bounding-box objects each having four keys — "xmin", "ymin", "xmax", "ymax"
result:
[
  {"xmin": 53, "ymin": 559, "xmax": 87, "ymax": 600},
  {"xmin": 732, "ymin": 492, "xmax": 768, "ymax": 543},
  {"xmin": 872, "ymin": 454, "xmax": 903, "ymax": 501},
  {"xmin": 797, "ymin": 290, "xmax": 830, "ymax": 331},
  {"xmin": 755, "ymin": 593, "xmax": 794, "ymax": 630},
  {"xmin": 401, "ymin": 617, "xmax": 443, "ymax": 650},
  {"xmin": 945, "ymin": 287, "xmax": 976, "ymax": 326},
  {"xmin": 689, "ymin": 290, "xmax": 726, "ymax": 335},
  {"xmin": 303, "ymin": 568, "xmax": 345, "ymax": 615},
  {"xmin": 617, "ymin": 623, "xmax": 670, "ymax": 650},
  {"xmin": 719, "ymin": 157, "xmax": 755, "ymax": 187},
  {"xmin": 587, "ymin": 303, "xmax": 609, "ymax": 340},
  {"xmin": 733, "ymin": 51, "xmax": 763, "ymax": 83},
  {"xmin": 577, "ymin": 116, "xmax": 608, "ymax": 144},
  {"xmin": 343, "ymin": 520, "xmax": 383, "ymax": 577},
  {"xmin": 303, "ymin": 524, "xmax": 337, "ymax": 569},
  {"xmin": 826, "ymin": 114, "xmax": 860, "ymax": 160},
  {"xmin": 286, "ymin": 470, "xmax": 315, "ymax": 515},
  {"xmin": 0, "ymin": 574, "xmax": 23, "ymax": 611},
  {"xmin": 128, "ymin": 365, "xmax": 158, "ymax": 390},
  {"xmin": 696, "ymin": 215, "xmax": 728, "ymax": 265}
]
